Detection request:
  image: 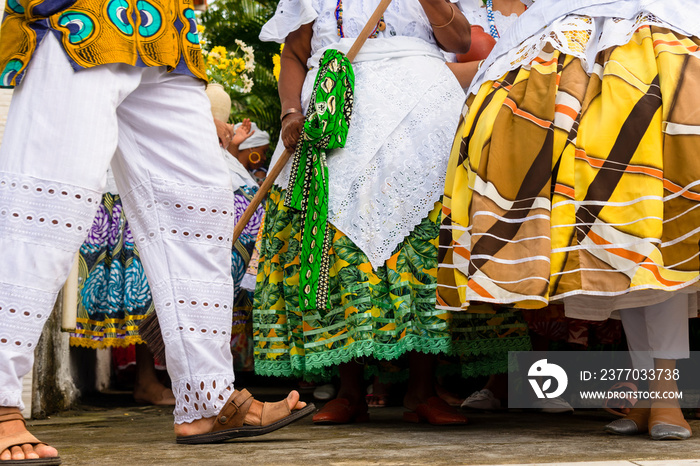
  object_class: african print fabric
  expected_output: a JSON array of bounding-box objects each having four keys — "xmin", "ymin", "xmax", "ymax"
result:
[
  {"xmin": 0, "ymin": 0, "xmax": 206, "ymax": 87},
  {"xmin": 231, "ymin": 186, "xmax": 265, "ymax": 371},
  {"xmin": 285, "ymin": 48, "xmax": 354, "ymax": 312},
  {"xmin": 70, "ymin": 193, "xmax": 152, "ymax": 348},
  {"xmin": 253, "ymin": 187, "xmax": 530, "ymax": 380},
  {"xmin": 440, "ymin": 25, "xmax": 700, "ymax": 315}
]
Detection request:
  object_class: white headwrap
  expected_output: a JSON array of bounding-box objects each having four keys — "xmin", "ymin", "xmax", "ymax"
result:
[{"xmin": 235, "ymin": 122, "xmax": 271, "ymax": 150}]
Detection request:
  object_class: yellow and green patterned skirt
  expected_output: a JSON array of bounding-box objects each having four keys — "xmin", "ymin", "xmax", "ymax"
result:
[
  {"xmin": 440, "ymin": 25, "xmax": 700, "ymax": 311},
  {"xmin": 253, "ymin": 187, "xmax": 530, "ymax": 380}
]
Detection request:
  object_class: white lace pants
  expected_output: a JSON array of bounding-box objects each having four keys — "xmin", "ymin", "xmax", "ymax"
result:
[
  {"xmin": 0, "ymin": 35, "xmax": 236, "ymax": 424},
  {"xmin": 619, "ymin": 293, "xmax": 691, "ymax": 371}
]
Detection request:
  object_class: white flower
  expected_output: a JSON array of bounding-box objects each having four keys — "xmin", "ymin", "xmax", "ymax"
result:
[
  {"xmin": 244, "ymin": 58, "xmax": 255, "ymax": 72},
  {"xmin": 235, "ymin": 39, "xmax": 255, "ymax": 71},
  {"xmin": 241, "ymin": 74, "xmax": 254, "ymax": 93}
]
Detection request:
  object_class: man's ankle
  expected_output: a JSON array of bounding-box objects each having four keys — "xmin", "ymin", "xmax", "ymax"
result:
[{"xmin": 173, "ymin": 416, "xmax": 216, "ymax": 437}]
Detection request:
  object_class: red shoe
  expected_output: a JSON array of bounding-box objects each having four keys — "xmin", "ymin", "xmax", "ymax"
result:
[
  {"xmin": 312, "ymin": 398, "xmax": 370, "ymax": 424},
  {"xmin": 404, "ymin": 396, "xmax": 468, "ymax": 425}
]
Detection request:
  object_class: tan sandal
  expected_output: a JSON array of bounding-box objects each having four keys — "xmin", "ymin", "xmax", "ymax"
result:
[
  {"xmin": 0, "ymin": 409, "xmax": 61, "ymax": 465},
  {"xmin": 176, "ymin": 389, "xmax": 315, "ymax": 444}
]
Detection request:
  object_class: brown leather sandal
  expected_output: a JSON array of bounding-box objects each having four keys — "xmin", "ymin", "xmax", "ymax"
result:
[
  {"xmin": 0, "ymin": 409, "xmax": 61, "ymax": 465},
  {"xmin": 176, "ymin": 389, "xmax": 315, "ymax": 444}
]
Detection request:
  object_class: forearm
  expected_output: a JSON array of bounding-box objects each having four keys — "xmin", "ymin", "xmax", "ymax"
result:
[
  {"xmin": 278, "ymin": 23, "xmax": 313, "ymax": 149},
  {"xmin": 279, "ymin": 23, "xmax": 313, "ymax": 115},
  {"xmin": 419, "ymin": 0, "xmax": 471, "ymax": 53},
  {"xmin": 279, "ymin": 56, "xmax": 307, "ymax": 114}
]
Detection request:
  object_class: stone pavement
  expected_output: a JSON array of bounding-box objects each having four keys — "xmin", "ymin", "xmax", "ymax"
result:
[{"xmin": 24, "ymin": 390, "xmax": 700, "ymax": 466}]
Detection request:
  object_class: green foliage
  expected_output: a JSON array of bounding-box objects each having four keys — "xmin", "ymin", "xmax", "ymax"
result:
[{"xmin": 200, "ymin": 0, "xmax": 281, "ymax": 152}]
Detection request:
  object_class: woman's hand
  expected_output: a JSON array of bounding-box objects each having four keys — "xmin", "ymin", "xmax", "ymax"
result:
[
  {"xmin": 232, "ymin": 118, "xmax": 255, "ymax": 147},
  {"xmin": 281, "ymin": 112, "xmax": 305, "ymax": 150},
  {"xmin": 214, "ymin": 118, "xmax": 234, "ymax": 148}
]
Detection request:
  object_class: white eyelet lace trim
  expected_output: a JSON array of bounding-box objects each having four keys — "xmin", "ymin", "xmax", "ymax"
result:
[
  {"xmin": 472, "ymin": 9, "xmax": 686, "ymax": 95},
  {"xmin": 120, "ymin": 177, "xmax": 236, "ymax": 251},
  {"xmin": 172, "ymin": 375, "xmax": 234, "ymax": 423},
  {"xmin": 149, "ymin": 280, "xmax": 234, "ymax": 345},
  {"xmin": 0, "ymin": 283, "xmax": 57, "ymax": 352},
  {"xmin": 0, "ymin": 172, "xmax": 100, "ymax": 251}
]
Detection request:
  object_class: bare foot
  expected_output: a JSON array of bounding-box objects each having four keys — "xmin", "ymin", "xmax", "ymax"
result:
[
  {"xmin": 0, "ymin": 408, "xmax": 58, "ymax": 462},
  {"xmin": 173, "ymin": 390, "xmax": 307, "ymax": 437},
  {"xmin": 173, "ymin": 416, "xmax": 216, "ymax": 437},
  {"xmin": 244, "ymin": 390, "xmax": 307, "ymax": 425},
  {"xmin": 133, "ymin": 382, "xmax": 176, "ymax": 406}
]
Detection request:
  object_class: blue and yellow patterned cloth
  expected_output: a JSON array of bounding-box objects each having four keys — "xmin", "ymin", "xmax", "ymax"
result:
[{"xmin": 0, "ymin": 0, "xmax": 206, "ymax": 87}]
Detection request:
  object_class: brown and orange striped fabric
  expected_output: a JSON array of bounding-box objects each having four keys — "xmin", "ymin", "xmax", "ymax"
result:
[{"xmin": 439, "ymin": 25, "xmax": 700, "ymax": 313}]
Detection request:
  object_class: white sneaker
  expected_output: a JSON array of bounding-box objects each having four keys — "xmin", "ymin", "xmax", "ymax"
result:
[
  {"xmin": 313, "ymin": 383, "xmax": 336, "ymax": 401},
  {"xmin": 461, "ymin": 389, "xmax": 502, "ymax": 410},
  {"xmin": 533, "ymin": 397, "xmax": 574, "ymax": 414}
]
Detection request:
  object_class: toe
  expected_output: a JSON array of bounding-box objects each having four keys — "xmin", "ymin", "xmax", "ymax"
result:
[
  {"xmin": 287, "ymin": 390, "xmax": 306, "ymax": 410},
  {"xmin": 0, "ymin": 448, "xmax": 10, "ymax": 461},
  {"xmin": 11, "ymin": 445, "xmax": 24, "ymax": 460},
  {"xmin": 34, "ymin": 443, "xmax": 59, "ymax": 458},
  {"xmin": 21, "ymin": 443, "xmax": 39, "ymax": 459}
]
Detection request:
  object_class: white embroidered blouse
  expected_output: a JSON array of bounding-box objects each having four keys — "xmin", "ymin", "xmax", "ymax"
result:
[{"xmin": 457, "ymin": 0, "xmax": 532, "ymax": 39}]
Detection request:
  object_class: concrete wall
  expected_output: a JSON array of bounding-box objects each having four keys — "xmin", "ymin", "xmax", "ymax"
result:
[{"xmin": 31, "ymin": 302, "xmax": 80, "ymax": 418}]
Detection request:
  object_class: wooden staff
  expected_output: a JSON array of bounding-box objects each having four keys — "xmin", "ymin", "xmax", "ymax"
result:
[{"xmin": 231, "ymin": 0, "xmax": 393, "ymax": 244}]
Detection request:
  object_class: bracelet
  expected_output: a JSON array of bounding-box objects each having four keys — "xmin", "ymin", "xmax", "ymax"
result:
[
  {"xmin": 430, "ymin": 5, "xmax": 455, "ymax": 29},
  {"xmin": 280, "ymin": 107, "xmax": 302, "ymax": 122}
]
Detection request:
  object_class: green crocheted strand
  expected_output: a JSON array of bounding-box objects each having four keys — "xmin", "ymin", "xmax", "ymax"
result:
[{"xmin": 285, "ymin": 49, "xmax": 355, "ymax": 312}]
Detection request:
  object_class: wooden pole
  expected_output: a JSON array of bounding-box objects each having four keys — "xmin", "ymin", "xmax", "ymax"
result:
[
  {"xmin": 61, "ymin": 252, "xmax": 79, "ymax": 332},
  {"xmin": 231, "ymin": 0, "xmax": 393, "ymax": 244}
]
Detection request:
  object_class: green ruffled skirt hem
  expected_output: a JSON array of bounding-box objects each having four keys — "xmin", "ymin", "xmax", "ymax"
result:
[{"xmin": 253, "ymin": 187, "xmax": 532, "ymax": 381}]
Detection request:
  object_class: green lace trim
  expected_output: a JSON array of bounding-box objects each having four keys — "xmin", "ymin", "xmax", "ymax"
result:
[
  {"xmin": 255, "ymin": 335, "xmax": 453, "ymax": 378},
  {"xmin": 254, "ymin": 334, "xmax": 533, "ymax": 380}
]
